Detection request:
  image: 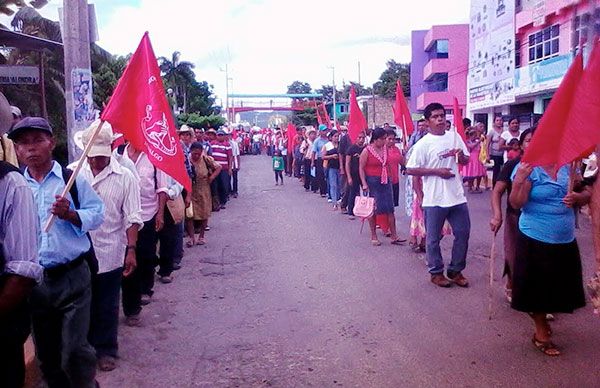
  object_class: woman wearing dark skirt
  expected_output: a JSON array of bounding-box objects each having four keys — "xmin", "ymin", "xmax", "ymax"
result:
[{"xmin": 510, "ymin": 162, "xmax": 590, "ymax": 356}]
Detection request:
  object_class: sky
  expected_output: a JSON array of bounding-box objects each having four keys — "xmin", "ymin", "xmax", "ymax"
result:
[{"xmin": 21, "ymin": 0, "xmax": 470, "ymax": 104}]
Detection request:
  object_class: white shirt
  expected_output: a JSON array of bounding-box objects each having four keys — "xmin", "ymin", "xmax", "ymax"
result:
[
  {"xmin": 79, "ymin": 158, "xmax": 143, "ymax": 273},
  {"xmin": 501, "ymin": 130, "xmax": 523, "ymax": 161},
  {"xmin": 230, "ymin": 140, "xmax": 240, "ymax": 169},
  {"xmin": 406, "ymin": 131, "xmax": 470, "ymax": 208},
  {"xmin": 120, "ymin": 147, "xmax": 170, "ymax": 222}
]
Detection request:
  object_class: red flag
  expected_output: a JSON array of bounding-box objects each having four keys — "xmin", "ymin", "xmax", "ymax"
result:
[
  {"xmin": 522, "ymin": 51, "xmax": 586, "ymax": 170},
  {"xmin": 101, "ymin": 32, "xmax": 191, "ymax": 191},
  {"xmin": 348, "ymin": 85, "xmax": 367, "ymax": 142},
  {"xmin": 452, "ymin": 96, "xmax": 466, "ymax": 142},
  {"xmin": 286, "ymin": 122, "xmax": 297, "ymax": 153},
  {"xmin": 314, "ymin": 100, "xmax": 323, "ymax": 125},
  {"xmin": 393, "ymin": 79, "xmax": 414, "ymax": 142},
  {"xmin": 321, "ymin": 103, "xmax": 331, "ymax": 127}
]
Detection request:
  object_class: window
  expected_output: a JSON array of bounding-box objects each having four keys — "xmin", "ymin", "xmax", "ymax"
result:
[
  {"xmin": 515, "ymin": 38, "xmax": 521, "ymax": 68},
  {"xmin": 574, "ymin": 14, "xmax": 590, "ymax": 54},
  {"xmin": 528, "ymin": 24, "xmax": 559, "ymax": 63},
  {"xmin": 426, "ymin": 73, "xmax": 448, "ymax": 92},
  {"xmin": 428, "ymin": 39, "xmax": 449, "ymax": 59},
  {"xmin": 515, "ymin": 0, "xmax": 522, "ymax": 13},
  {"xmin": 339, "ymin": 104, "xmax": 347, "ymax": 113}
]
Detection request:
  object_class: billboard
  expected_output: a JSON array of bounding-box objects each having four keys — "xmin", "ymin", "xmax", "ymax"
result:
[
  {"xmin": 0, "ymin": 65, "xmax": 40, "ymax": 85},
  {"xmin": 468, "ymin": 0, "xmax": 516, "ymax": 110},
  {"xmin": 514, "ymin": 53, "xmax": 572, "ymax": 96}
]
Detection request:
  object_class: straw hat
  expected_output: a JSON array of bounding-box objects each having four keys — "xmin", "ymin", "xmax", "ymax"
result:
[{"xmin": 0, "ymin": 92, "xmax": 14, "ymax": 135}]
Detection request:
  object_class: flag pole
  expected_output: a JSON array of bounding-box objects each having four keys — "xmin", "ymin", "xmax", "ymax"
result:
[
  {"xmin": 488, "ymin": 232, "xmax": 497, "ymax": 320},
  {"xmin": 44, "ymin": 120, "xmax": 107, "ymax": 233}
]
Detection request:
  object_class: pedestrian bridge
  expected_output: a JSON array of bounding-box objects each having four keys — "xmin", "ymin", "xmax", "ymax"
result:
[{"xmin": 227, "ymin": 93, "xmax": 322, "ymax": 113}]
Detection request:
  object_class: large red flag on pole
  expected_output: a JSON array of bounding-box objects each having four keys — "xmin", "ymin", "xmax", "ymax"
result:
[
  {"xmin": 452, "ymin": 96, "xmax": 466, "ymax": 142},
  {"xmin": 393, "ymin": 79, "xmax": 414, "ymax": 146},
  {"xmin": 348, "ymin": 85, "xmax": 367, "ymax": 142},
  {"xmin": 101, "ymin": 32, "xmax": 191, "ymax": 191},
  {"xmin": 286, "ymin": 122, "xmax": 297, "ymax": 153},
  {"xmin": 522, "ymin": 51, "xmax": 585, "ymax": 172},
  {"xmin": 314, "ymin": 99, "xmax": 323, "ymax": 125}
]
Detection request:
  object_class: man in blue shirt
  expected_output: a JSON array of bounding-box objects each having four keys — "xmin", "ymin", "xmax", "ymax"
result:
[
  {"xmin": 311, "ymin": 124, "xmax": 329, "ymax": 196},
  {"xmin": 10, "ymin": 117, "xmax": 104, "ymax": 388}
]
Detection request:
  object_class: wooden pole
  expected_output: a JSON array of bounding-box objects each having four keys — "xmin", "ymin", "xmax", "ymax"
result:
[
  {"xmin": 39, "ymin": 52, "xmax": 48, "ymax": 119},
  {"xmin": 43, "ymin": 120, "xmax": 106, "ymax": 232},
  {"xmin": 488, "ymin": 233, "xmax": 497, "ymax": 320}
]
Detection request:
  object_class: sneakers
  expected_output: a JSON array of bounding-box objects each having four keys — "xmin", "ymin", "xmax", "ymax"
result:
[
  {"xmin": 125, "ymin": 314, "xmax": 141, "ymax": 327},
  {"xmin": 447, "ymin": 271, "xmax": 469, "ymax": 288},
  {"xmin": 97, "ymin": 355, "xmax": 117, "ymax": 371},
  {"xmin": 431, "ymin": 274, "xmax": 452, "ymax": 288},
  {"xmin": 159, "ymin": 275, "xmax": 173, "ymax": 284}
]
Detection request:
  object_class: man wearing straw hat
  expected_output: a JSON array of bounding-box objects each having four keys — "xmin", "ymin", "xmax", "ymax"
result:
[
  {"xmin": 9, "ymin": 117, "xmax": 104, "ymax": 388},
  {"xmin": 77, "ymin": 120, "xmax": 143, "ymax": 371},
  {"xmin": 0, "ymin": 93, "xmax": 42, "ymax": 388}
]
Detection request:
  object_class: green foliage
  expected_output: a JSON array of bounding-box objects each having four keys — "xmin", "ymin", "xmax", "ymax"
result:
[
  {"xmin": 178, "ymin": 113, "xmax": 225, "ymax": 130},
  {"xmin": 286, "ymin": 81, "xmax": 312, "ymax": 95},
  {"xmin": 315, "ymin": 84, "xmax": 343, "ymax": 103},
  {"xmin": 92, "ymin": 54, "xmax": 129, "ymax": 109},
  {"xmin": 339, "ymin": 82, "xmax": 372, "ymax": 100},
  {"xmin": 373, "ymin": 60, "xmax": 410, "ymax": 98},
  {"xmin": 290, "ymin": 107, "xmax": 317, "ymax": 127}
]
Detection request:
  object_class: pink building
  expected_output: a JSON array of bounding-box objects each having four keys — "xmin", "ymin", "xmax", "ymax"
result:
[{"xmin": 411, "ymin": 24, "xmax": 469, "ymax": 116}]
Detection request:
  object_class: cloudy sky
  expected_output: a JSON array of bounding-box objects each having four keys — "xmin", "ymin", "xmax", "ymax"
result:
[{"xmin": 26, "ymin": 0, "xmax": 470, "ymax": 103}]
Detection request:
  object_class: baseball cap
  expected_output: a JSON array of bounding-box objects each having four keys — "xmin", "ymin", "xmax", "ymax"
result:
[
  {"xmin": 8, "ymin": 117, "xmax": 53, "ymax": 140},
  {"xmin": 318, "ymin": 124, "xmax": 328, "ymax": 131},
  {"xmin": 81, "ymin": 120, "xmax": 114, "ymax": 157},
  {"xmin": 216, "ymin": 129, "xmax": 226, "ymax": 135}
]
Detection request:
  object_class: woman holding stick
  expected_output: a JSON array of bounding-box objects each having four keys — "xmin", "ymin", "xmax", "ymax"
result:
[{"xmin": 510, "ymin": 160, "xmax": 591, "ymax": 356}]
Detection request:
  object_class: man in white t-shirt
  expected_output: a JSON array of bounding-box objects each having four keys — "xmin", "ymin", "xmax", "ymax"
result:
[{"xmin": 406, "ymin": 102, "xmax": 471, "ymax": 288}]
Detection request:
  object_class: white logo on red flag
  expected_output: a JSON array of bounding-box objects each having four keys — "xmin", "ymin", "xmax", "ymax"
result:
[{"xmin": 141, "ymin": 105, "xmax": 177, "ymax": 157}]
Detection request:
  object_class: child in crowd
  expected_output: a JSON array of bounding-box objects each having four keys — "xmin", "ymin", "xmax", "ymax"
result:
[
  {"xmin": 273, "ymin": 150, "xmax": 284, "ymax": 185},
  {"xmin": 461, "ymin": 129, "xmax": 487, "ymax": 193},
  {"xmin": 506, "ymin": 138, "xmax": 521, "ymax": 160}
]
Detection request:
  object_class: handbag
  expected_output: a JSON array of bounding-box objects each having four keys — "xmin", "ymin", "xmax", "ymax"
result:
[{"xmin": 353, "ymin": 190, "xmax": 375, "ymax": 219}]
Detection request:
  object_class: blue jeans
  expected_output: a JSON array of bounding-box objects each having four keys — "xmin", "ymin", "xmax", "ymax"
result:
[
  {"xmin": 423, "ymin": 203, "xmax": 471, "ymax": 275},
  {"xmin": 328, "ymin": 168, "xmax": 340, "ymax": 202}
]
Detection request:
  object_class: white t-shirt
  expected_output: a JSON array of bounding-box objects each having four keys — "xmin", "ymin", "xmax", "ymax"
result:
[
  {"xmin": 501, "ymin": 130, "xmax": 523, "ymax": 161},
  {"xmin": 406, "ymin": 131, "xmax": 470, "ymax": 208}
]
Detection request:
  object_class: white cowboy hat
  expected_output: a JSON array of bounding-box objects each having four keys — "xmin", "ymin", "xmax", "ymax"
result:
[{"xmin": 0, "ymin": 92, "xmax": 14, "ymax": 135}]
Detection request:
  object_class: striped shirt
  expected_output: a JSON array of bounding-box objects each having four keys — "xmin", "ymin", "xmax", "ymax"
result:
[
  {"xmin": 78, "ymin": 158, "xmax": 143, "ymax": 274},
  {"xmin": 0, "ymin": 171, "xmax": 42, "ymax": 282},
  {"xmin": 210, "ymin": 140, "xmax": 232, "ymax": 169}
]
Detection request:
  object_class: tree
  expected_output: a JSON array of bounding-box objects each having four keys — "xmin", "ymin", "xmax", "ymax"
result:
[
  {"xmin": 315, "ymin": 84, "xmax": 343, "ymax": 104},
  {"xmin": 373, "ymin": 60, "xmax": 410, "ymax": 98},
  {"xmin": 92, "ymin": 54, "xmax": 129, "ymax": 109},
  {"xmin": 158, "ymin": 51, "xmax": 195, "ymax": 113},
  {"xmin": 290, "ymin": 107, "xmax": 318, "ymax": 127},
  {"xmin": 178, "ymin": 112, "xmax": 225, "ymax": 129},
  {"xmin": 286, "ymin": 81, "xmax": 312, "ymax": 95},
  {"xmin": 340, "ymin": 82, "xmax": 372, "ymax": 100}
]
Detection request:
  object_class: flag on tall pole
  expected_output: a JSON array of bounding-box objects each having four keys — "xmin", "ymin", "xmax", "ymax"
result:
[
  {"xmin": 522, "ymin": 50, "xmax": 586, "ymax": 173},
  {"xmin": 101, "ymin": 32, "xmax": 191, "ymax": 191},
  {"xmin": 452, "ymin": 96, "xmax": 466, "ymax": 142},
  {"xmin": 347, "ymin": 85, "xmax": 367, "ymax": 142},
  {"xmin": 287, "ymin": 122, "xmax": 297, "ymax": 153},
  {"xmin": 393, "ymin": 79, "xmax": 414, "ymax": 146}
]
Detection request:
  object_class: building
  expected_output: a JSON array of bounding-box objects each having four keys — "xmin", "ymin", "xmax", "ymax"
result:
[
  {"xmin": 409, "ymin": 24, "xmax": 469, "ymax": 118},
  {"xmin": 356, "ymin": 95, "xmax": 395, "ymax": 129},
  {"xmin": 467, "ymin": 0, "xmax": 600, "ymax": 129}
]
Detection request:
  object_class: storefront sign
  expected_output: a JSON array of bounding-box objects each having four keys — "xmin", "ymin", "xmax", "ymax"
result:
[
  {"xmin": 514, "ymin": 54, "xmax": 572, "ymax": 96},
  {"xmin": 0, "ymin": 65, "xmax": 40, "ymax": 85},
  {"xmin": 468, "ymin": 0, "xmax": 516, "ymax": 110}
]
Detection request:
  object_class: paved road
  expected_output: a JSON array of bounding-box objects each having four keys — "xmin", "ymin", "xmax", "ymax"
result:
[{"xmin": 99, "ymin": 155, "xmax": 599, "ymax": 387}]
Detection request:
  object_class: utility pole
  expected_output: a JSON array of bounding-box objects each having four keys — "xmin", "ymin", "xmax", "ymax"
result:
[
  {"xmin": 221, "ymin": 64, "xmax": 230, "ymax": 123},
  {"xmin": 357, "ymin": 61, "xmax": 361, "ymax": 85},
  {"xmin": 63, "ymin": 0, "xmax": 93, "ymax": 162}
]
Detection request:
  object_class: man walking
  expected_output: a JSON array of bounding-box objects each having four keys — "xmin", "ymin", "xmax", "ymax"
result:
[
  {"xmin": 78, "ymin": 122, "xmax": 142, "ymax": 371},
  {"xmin": 406, "ymin": 103, "xmax": 471, "ymax": 288},
  {"xmin": 0, "ymin": 96, "xmax": 42, "ymax": 388},
  {"xmin": 311, "ymin": 124, "xmax": 330, "ymax": 197},
  {"xmin": 210, "ymin": 129, "xmax": 233, "ymax": 209},
  {"xmin": 229, "ymin": 130, "xmax": 241, "ymax": 198},
  {"xmin": 10, "ymin": 117, "xmax": 104, "ymax": 388}
]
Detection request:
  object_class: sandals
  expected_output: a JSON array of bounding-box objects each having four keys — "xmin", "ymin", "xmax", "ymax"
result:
[
  {"xmin": 390, "ymin": 238, "xmax": 407, "ymax": 245},
  {"xmin": 186, "ymin": 240, "xmax": 195, "ymax": 248},
  {"xmin": 197, "ymin": 238, "xmax": 206, "ymax": 246},
  {"xmin": 532, "ymin": 336, "xmax": 561, "ymax": 356},
  {"xmin": 371, "ymin": 239, "xmax": 382, "ymax": 246}
]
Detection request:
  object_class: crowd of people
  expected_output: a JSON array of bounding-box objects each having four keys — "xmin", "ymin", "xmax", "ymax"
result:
[
  {"xmin": 0, "ymin": 92, "xmax": 244, "ymax": 387},
  {"xmin": 1, "ymin": 93, "xmax": 599, "ymax": 388},
  {"xmin": 279, "ymin": 102, "xmax": 598, "ymax": 357}
]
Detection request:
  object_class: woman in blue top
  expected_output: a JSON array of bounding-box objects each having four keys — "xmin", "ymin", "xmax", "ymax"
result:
[{"xmin": 510, "ymin": 162, "xmax": 591, "ymax": 356}]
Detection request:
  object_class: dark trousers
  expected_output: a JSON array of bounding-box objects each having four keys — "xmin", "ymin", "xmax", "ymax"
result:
[
  {"xmin": 275, "ymin": 170, "xmax": 284, "ymax": 183},
  {"xmin": 122, "ymin": 216, "xmax": 158, "ymax": 316},
  {"xmin": 392, "ymin": 182, "xmax": 400, "ymax": 207},
  {"xmin": 230, "ymin": 169, "xmax": 239, "ymax": 195},
  {"xmin": 315, "ymin": 159, "xmax": 327, "ymax": 195},
  {"xmin": 347, "ymin": 178, "xmax": 360, "ymax": 216},
  {"xmin": 303, "ymin": 159, "xmax": 313, "ymax": 190},
  {"xmin": 174, "ymin": 221, "xmax": 184, "ymax": 266},
  {"xmin": 490, "ymin": 155, "xmax": 504, "ymax": 187},
  {"xmin": 30, "ymin": 261, "xmax": 97, "ymax": 388},
  {"xmin": 0, "ymin": 298, "xmax": 30, "ymax": 388},
  {"xmin": 89, "ymin": 267, "xmax": 122, "ymax": 358},
  {"xmin": 216, "ymin": 170, "xmax": 230, "ymax": 206},
  {"xmin": 340, "ymin": 172, "xmax": 349, "ymax": 209},
  {"xmin": 158, "ymin": 210, "xmax": 178, "ymax": 277}
]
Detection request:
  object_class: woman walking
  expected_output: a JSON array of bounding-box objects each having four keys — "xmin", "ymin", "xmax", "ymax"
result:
[
  {"xmin": 345, "ymin": 132, "xmax": 366, "ymax": 220},
  {"xmin": 322, "ymin": 130, "xmax": 341, "ymax": 210},
  {"xmin": 510, "ymin": 159, "xmax": 590, "ymax": 356},
  {"xmin": 189, "ymin": 142, "xmax": 222, "ymax": 245},
  {"xmin": 359, "ymin": 128, "xmax": 406, "ymax": 246}
]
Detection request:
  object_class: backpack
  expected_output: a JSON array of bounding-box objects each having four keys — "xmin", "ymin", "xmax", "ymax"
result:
[
  {"xmin": 0, "ymin": 161, "xmax": 21, "ymax": 274},
  {"xmin": 61, "ymin": 167, "xmax": 99, "ymax": 276}
]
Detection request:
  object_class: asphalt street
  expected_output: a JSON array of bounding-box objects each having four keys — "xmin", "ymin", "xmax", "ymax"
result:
[{"xmin": 98, "ymin": 154, "xmax": 600, "ymax": 388}]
